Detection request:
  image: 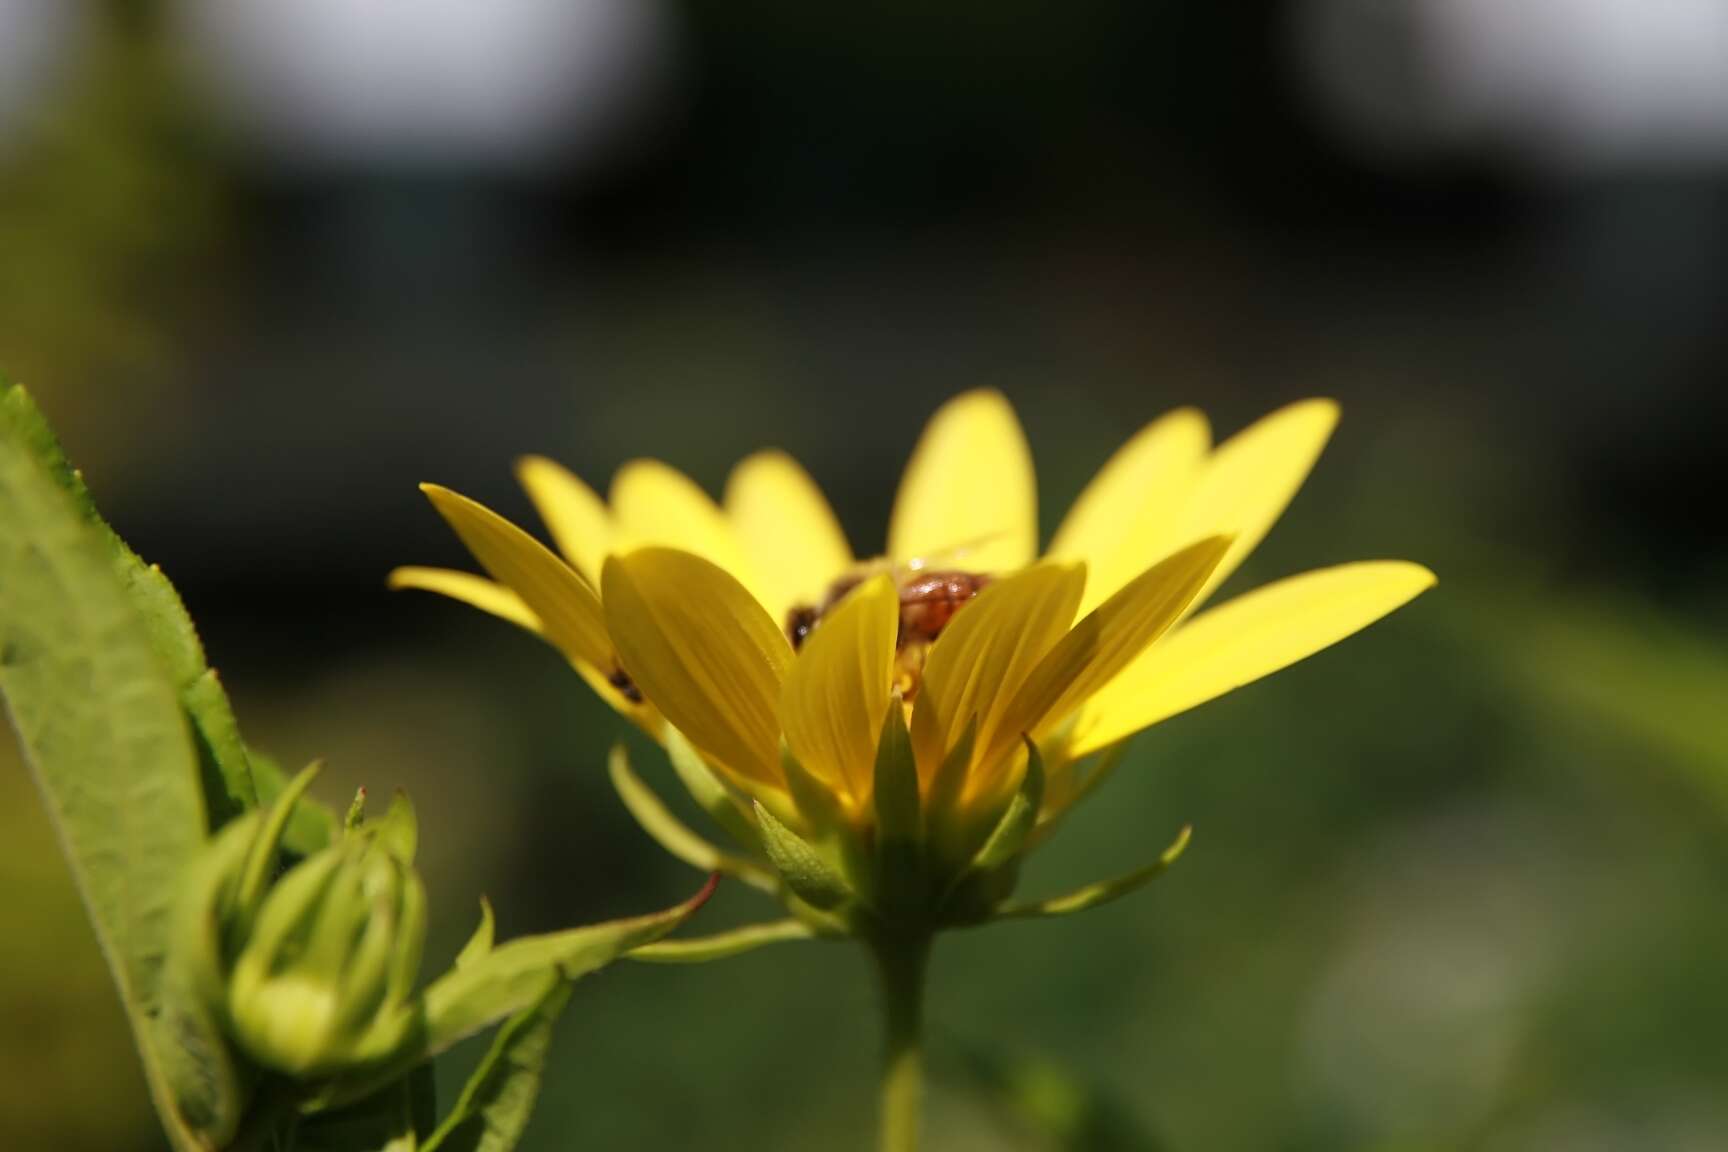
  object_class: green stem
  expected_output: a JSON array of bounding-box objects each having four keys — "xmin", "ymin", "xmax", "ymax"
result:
[{"xmin": 872, "ymin": 933, "xmax": 931, "ymax": 1152}]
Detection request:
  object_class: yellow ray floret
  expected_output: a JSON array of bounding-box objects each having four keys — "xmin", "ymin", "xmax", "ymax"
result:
[
  {"xmin": 724, "ymin": 449, "xmax": 854, "ymax": 622},
  {"xmin": 778, "ymin": 573, "xmax": 897, "ymax": 811},
  {"xmin": 417, "ymin": 484, "xmax": 612, "ymax": 673},
  {"xmin": 1067, "ymin": 560, "xmax": 1437, "ymax": 759},
  {"xmin": 515, "ymin": 455, "xmax": 613, "ymax": 586},
  {"xmin": 889, "ymin": 388, "xmax": 1037, "ymax": 574},
  {"xmin": 601, "ymin": 547, "xmax": 791, "ymax": 793}
]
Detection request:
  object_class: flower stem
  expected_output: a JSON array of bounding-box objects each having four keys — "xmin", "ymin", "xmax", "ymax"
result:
[{"xmin": 872, "ymin": 932, "xmax": 931, "ymax": 1152}]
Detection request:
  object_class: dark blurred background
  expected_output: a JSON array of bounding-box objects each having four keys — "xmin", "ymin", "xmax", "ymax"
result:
[{"xmin": 4, "ymin": 1, "xmax": 1727, "ymax": 1148}]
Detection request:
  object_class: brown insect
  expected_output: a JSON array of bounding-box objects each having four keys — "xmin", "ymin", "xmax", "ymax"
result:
[
  {"xmin": 607, "ymin": 663, "xmax": 644, "ymax": 703},
  {"xmin": 893, "ymin": 570, "xmax": 992, "ymax": 647},
  {"xmin": 786, "ymin": 564, "xmax": 992, "ymax": 697}
]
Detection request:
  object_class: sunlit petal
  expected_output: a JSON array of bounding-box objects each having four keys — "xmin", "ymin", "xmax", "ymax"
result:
[
  {"xmin": 515, "ymin": 455, "xmax": 612, "ymax": 585},
  {"xmin": 419, "ymin": 485, "xmax": 612, "ymax": 671},
  {"xmin": 387, "ymin": 566, "xmax": 540, "ymax": 633},
  {"xmin": 610, "ymin": 458, "xmax": 764, "ymax": 601},
  {"xmin": 1181, "ymin": 398, "xmax": 1338, "ymax": 612},
  {"xmin": 888, "ymin": 388, "xmax": 1037, "ymax": 574},
  {"xmin": 910, "ymin": 563, "xmax": 1084, "ymax": 789},
  {"xmin": 602, "ymin": 548, "xmax": 792, "ymax": 789},
  {"xmin": 724, "ymin": 449, "xmax": 854, "ymax": 622},
  {"xmin": 1068, "ymin": 560, "xmax": 1437, "ymax": 758},
  {"xmin": 995, "ymin": 536, "xmax": 1230, "ymax": 763},
  {"xmin": 1050, "ymin": 407, "xmax": 1211, "ymax": 616},
  {"xmin": 779, "ymin": 574, "xmax": 897, "ymax": 810}
]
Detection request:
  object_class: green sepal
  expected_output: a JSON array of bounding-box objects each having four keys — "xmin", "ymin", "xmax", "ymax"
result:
[
  {"xmin": 252, "ymin": 747, "xmax": 338, "ymax": 858},
  {"xmin": 609, "ymin": 742, "xmax": 775, "ymax": 891},
  {"xmin": 780, "ymin": 743, "xmax": 876, "ymax": 901},
  {"xmin": 994, "ymin": 825, "xmax": 1192, "ymax": 921},
  {"xmin": 419, "ymin": 978, "xmax": 572, "ymax": 1152},
  {"xmin": 664, "ymin": 728, "xmax": 764, "ymax": 853},
  {"xmin": 753, "ymin": 800, "xmax": 853, "ymax": 912},
  {"xmin": 409, "ymin": 873, "xmax": 718, "ymax": 1067},
  {"xmin": 1026, "ymin": 741, "xmax": 1130, "ymax": 854},
  {"xmin": 374, "ymin": 790, "xmax": 419, "ymax": 866},
  {"xmin": 940, "ymin": 739, "xmax": 1045, "ymax": 924},
  {"xmin": 456, "ymin": 898, "xmax": 496, "ymax": 970},
  {"xmin": 872, "ymin": 695, "xmax": 920, "ymax": 838},
  {"xmin": 630, "ymin": 918, "xmax": 818, "ymax": 964},
  {"xmin": 234, "ymin": 761, "xmax": 323, "ymax": 932},
  {"xmin": 923, "ymin": 715, "xmax": 978, "ymax": 836},
  {"xmin": 970, "ymin": 737, "xmax": 1045, "ymax": 876},
  {"xmin": 159, "ymin": 814, "xmax": 262, "ymax": 1148},
  {"xmin": 384, "ymin": 867, "xmax": 429, "ymax": 1013},
  {"xmin": 871, "ymin": 696, "xmax": 925, "ymax": 912}
]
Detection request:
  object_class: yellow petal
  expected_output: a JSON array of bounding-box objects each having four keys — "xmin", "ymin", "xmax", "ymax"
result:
[
  {"xmin": 1181, "ymin": 398, "xmax": 1339, "ymax": 612},
  {"xmin": 1049, "ymin": 407, "xmax": 1212, "ymax": 615},
  {"xmin": 910, "ymin": 562, "xmax": 1084, "ymax": 789},
  {"xmin": 724, "ymin": 450, "xmax": 854, "ymax": 622},
  {"xmin": 994, "ymin": 535, "xmax": 1231, "ymax": 763},
  {"xmin": 601, "ymin": 548, "xmax": 792, "ymax": 789},
  {"xmin": 419, "ymin": 485, "xmax": 613, "ymax": 671},
  {"xmin": 515, "ymin": 455, "xmax": 612, "ymax": 585},
  {"xmin": 387, "ymin": 566, "xmax": 541, "ymax": 633},
  {"xmin": 778, "ymin": 573, "xmax": 897, "ymax": 810},
  {"xmin": 389, "ymin": 562, "xmax": 656, "ymax": 728},
  {"xmin": 1067, "ymin": 560, "xmax": 1436, "ymax": 758},
  {"xmin": 888, "ymin": 389, "xmax": 1037, "ymax": 574},
  {"xmin": 609, "ymin": 459, "xmax": 762, "ymax": 597}
]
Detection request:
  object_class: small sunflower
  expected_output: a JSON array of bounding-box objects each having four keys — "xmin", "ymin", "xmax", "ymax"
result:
[
  {"xmin": 395, "ymin": 389, "xmax": 1432, "ymax": 1148},
  {"xmin": 395, "ymin": 392, "xmax": 1429, "ymax": 893}
]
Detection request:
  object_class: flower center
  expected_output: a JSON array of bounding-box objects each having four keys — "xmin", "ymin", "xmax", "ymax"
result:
[{"xmin": 786, "ymin": 567, "xmax": 992, "ymax": 698}]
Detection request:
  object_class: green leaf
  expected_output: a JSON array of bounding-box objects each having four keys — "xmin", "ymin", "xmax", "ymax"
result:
[
  {"xmin": 753, "ymin": 801, "xmax": 852, "ymax": 911},
  {"xmin": 183, "ymin": 666, "xmax": 260, "ymax": 827},
  {"xmin": 0, "ymin": 384, "xmax": 212, "ymax": 1151},
  {"xmin": 420, "ymin": 979, "xmax": 572, "ymax": 1152},
  {"xmin": 608, "ymin": 742, "xmax": 774, "ymax": 891},
  {"xmin": 630, "ymin": 918, "xmax": 818, "ymax": 964},
  {"xmin": 969, "ymin": 738, "xmax": 1046, "ymax": 876},
  {"xmin": 995, "ymin": 826, "xmax": 1192, "ymax": 921},
  {"xmin": 2, "ymin": 373, "xmax": 284, "ymax": 835},
  {"xmin": 416, "ymin": 874, "xmax": 718, "ymax": 1061},
  {"xmin": 103, "ymin": 467, "xmax": 258, "ymax": 829}
]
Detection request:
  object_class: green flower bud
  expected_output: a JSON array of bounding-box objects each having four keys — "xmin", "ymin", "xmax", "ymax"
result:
[{"xmin": 225, "ymin": 829, "xmax": 427, "ymax": 1079}]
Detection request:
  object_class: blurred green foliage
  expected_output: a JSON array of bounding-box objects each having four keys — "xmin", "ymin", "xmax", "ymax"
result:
[{"xmin": 0, "ymin": 0, "xmax": 216, "ymax": 457}]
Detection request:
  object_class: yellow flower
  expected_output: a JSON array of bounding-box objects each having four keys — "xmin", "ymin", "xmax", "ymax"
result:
[{"xmin": 393, "ymin": 391, "xmax": 1431, "ymax": 916}]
